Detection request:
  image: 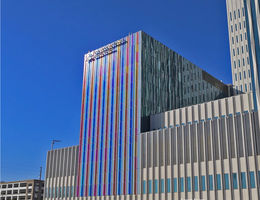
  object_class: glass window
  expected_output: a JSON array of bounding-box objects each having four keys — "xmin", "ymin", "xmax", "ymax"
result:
[
  {"xmin": 244, "ymin": 71, "xmax": 246, "ymax": 78},
  {"xmin": 230, "ymin": 12, "xmax": 232, "ymax": 21},
  {"xmin": 248, "ymin": 70, "xmax": 251, "ymax": 77},
  {"xmin": 242, "ymin": 8, "xmax": 245, "ymax": 16},
  {"xmin": 258, "ymin": 171, "xmax": 260, "ymax": 184},
  {"xmin": 245, "ymin": 84, "xmax": 247, "ymax": 92},
  {"xmin": 217, "ymin": 174, "xmax": 221, "ymax": 190},
  {"xmin": 241, "ymin": 172, "xmax": 247, "ymax": 189},
  {"xmin": 240, "ymin": 72, "xmax": 242, "ymax": 80},
  {"xmin": 143, "ymin": 181, "xmax": 146, "ymax": 194},
  {"xmin": 194, "ymin": 176, "xmax": 198, "ymax": 191},
  {"xmin": 209, "ymin": 175, "xmax": 214, "ymax": 191},
  {"xmin": 231, "ymin": 25, "xmax": 233, "ymax": 33},
  {"xmin": 201, "ymin": 176, "xmax": 206, "ymax": 191},
  {"xmin": 233, "ymin": 173, "xmax": 238, "ymax": 189},
  {"xmin": 245, "ymin": 32, "xmax": 247, "ymax": 40},
  {"xmin": 180, "ymin": 177, "xmax": 184, "ymax": 192},
  {"xmin": 243, "ymin": 58, "xmax": 245, "ymax": 66},
  {"xmin": 154, "ymin": 180, "xmax": 158, "ymax": 193},
  {"xmin": 235, "ymin": 74, "xmax": 237, "ymax": 81},
  {"xmin": 174, "ymin": 178, "xmax": 177, "ymax": 192},
  {"xmin": 242, "ymin": 46, "xmax": 244, "ymax": 53},
  {"xmin": 167, "ymin": 179, "xmax": 171, "ymax": 193},
  {"xmin": 161, "ymin": 179, "xmax": 164, "ymax": 193},
  {"xmin": 234, "ymin": 11, "xmax": 236, "ymax": 19},
  {"xmin": 249, "ymin": 171, "xmax": 256, "ymax": 188},
  {"xmin": 247, "ymin": 57, "xmax": 249, "ymax": 64},
  {"xmin": 238, "ymin": 9, "xmax": 240, "ymax": 18},
  {"xmin": 148, "ymin": 180, "xmax": 152, "ymax": 194},
  {"xmin": 234, "ymin": 61, "xmax": 236, "ymax": 68},
  {"xmin": 187, "ymin": 177, "xmax": 191, "ymax": 192},
  {"xmin": 224, "ymin": 174, "xmax": 230, "ymax": 190}
]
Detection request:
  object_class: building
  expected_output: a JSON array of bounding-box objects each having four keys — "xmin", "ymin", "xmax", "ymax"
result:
[
  {"xmin": 44, "ymin": 146, "xmax": 78, "ymax": 199},
  {"xmin": 226, "ymin": 0, "xmax": 260, "ymax": 108},
  {"xmin": 0, "ymin": 180, "xmax": 44, "ymax": 200},
  {"xmin": 77, "ymin": 31, "xmax": 229, "ymax": 198}
]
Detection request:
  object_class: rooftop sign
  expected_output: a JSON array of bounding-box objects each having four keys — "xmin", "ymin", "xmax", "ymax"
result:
[{"xmin": 86, "ymin": 38, "xmax": 127, "ymax": 62}]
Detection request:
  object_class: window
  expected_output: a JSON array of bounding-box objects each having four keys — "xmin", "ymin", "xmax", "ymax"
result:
[
  {"xmin": 246, "ymin": 44, "xmax": 248, "ymax": 52},
  {"xmin": 230, "ymin": 12, "xmax": 232, "ymax": 21},
  {"xmin": 249, "ymin": 171, "xmax": 256, "ymax": 188},
  {"xmin": 20, "ymin": 183, "xmax": 26, "ymax": 187},
  {"xmin": 161, "ymin": 179, "xmax": 165, "ymax": 193},
  {"xmin": 241, "ymin": 172, "xmax": 247, "ymax": 189},
  {"xmin": 143, "ymin": 181, "xmax": 146, "ymax": 193},
  {"xmin": 180, "ymin": 177, "xmax": 184, "ymax": 192},
  {"xmin": 239, "ymin": 59, "xmax": 241, "ymax": 67},
  {"xmin": 234, "ymin": 11, "xmax": 236, "ymax": 19},
  {"xmin": 232, "ymin": 37, "xmax": 234, "ymax": 44},
  {"xmin": 194, "ymin": 176, "xmax": 198, "ymax": 191},
  {"xmin": 148, "ymin": 180, "xmax": 152, "ymax": 194},
  {"xmin": 239, "ymin": 22, "xmax": 241, "ymax": 29},
  {"xmin": 241, "ymin": 85, "xmax": 243, "ymax": 92},
  {"xmin": 236, "ymin": 35, "xmax": 238, "ymax": 43},
  {"xmin": 167, "ymin": 179, "xmax": 171, "ymax": 193},
  {"xmin": 237, "ymin": 48, "xmax": 239, "ymax": 55},
  {"xmin": 217, "ymin": 174, "xmax": 221, "ymax": 190},
  {"xmin": 201, "ymin": 176, "xmax": 206, "ymax": 191},
  {"xmin": 14, "ymin": 184, "xmax": 18, "ymax": 188},
  {"xmin": 242, "ymin": 7, "xmax": 245, "ymax": 16},
  {"xmin": 224, "ymin": 174, "xmax": 230, "ymax": 190},
  {"xmin": 235, "ymin": 74, "xmax": 237, "ymax": 81},
  {"xmin": 187, "ymin": 177, "xmax": 191, "ymax": 192},
  {"xmin": 250, "ymin": 83, "xmax": 252, "ymax": 91},
  {"xmin": 248, "ymin": 70, "xmax": 251, "ymax": 77},
  {"xmin": 2, "ymin": 185, "xmax": 6, "ymax": 188},
  {"xmin": 233, "ymin": 173, "xmax": 238, "ymax": 189},
  {"xmin": 209, "ymin": 175, "xmax": 214, "ymax": 191},
  {"xmin": 234, "ymin": 61, "xmax": 236, "ymax": 68},
  {"xmin": 19, "ymin": 189, "xmax": 26, "ymax": 194},
  {"xmin": 13, "ymin": 190, "xmax": 18, "ymax": 194},
  {"xmin": 247, "ymin": 57, "xmax": 249, "ymax": 65},
  {"xmin": 242, "ymin": 46, "xmax": 244, "ymax": 53},
  {"xmin": 240, "ymin": 72, "xmax": 242, "ymax": 80},
  {"xmin": 245, "ymin": 84, "xmax": 247, "ymax": 92},
  {"xmin": 235, "ymin": 24, "xmax": 237, "ymax": 31},
  {"xmin": 174, "ymin": 178, "xmax": 177, "ymax": 192},
  {"xmin": 244, "ymin": 71, "xmax": 246, "ymax": 78},
  {"xmin": 233, "ymin": 49, "xmax": 235, "ymax": 56},
  {"xmin": 154, "ymin": 180, "xmax": 158, "ymax": 193},
  {"xmin": 244, "ymin": 21, "xmax": 246, "ymax": 28},
  {"xmin": 231, "ymin": 25, "xmax": 233, "ymax": 33},
  {"xmin": 7, "ymin": 190, "xmax": 12, "ymax": 194},
  {"xmin": 238, "ymin": 9, "xmax": 240, "ymax": 18},
  {"xmin": 243, "ymin": 58, "xmax": 245, "ymax": 66},
  {"xmin": 245, "ymin": 32, "xmax": 247, "ymax": 40},
  {"xmin": 8, "ymin": 184, "xmax": 12, "ymax": 188}
]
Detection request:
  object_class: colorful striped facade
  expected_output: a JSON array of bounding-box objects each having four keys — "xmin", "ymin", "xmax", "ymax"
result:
[{"xmin": 77, "ymin": 32, "xmax": 142, "ymax": 197}]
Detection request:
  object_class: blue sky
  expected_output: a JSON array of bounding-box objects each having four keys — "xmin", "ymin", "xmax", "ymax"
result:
[{"xmin": 1, "ymin": 0, "xmax": 231, "ymax": 181}]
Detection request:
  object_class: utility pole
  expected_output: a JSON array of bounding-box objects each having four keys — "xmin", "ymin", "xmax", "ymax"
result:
[
  {"xmin": 39, "ymin": 167, "xmax": 42, "ymax": 180},
  {"xmin": 51, "ymin": 140, "xmax": 61, "ymax": 150}
]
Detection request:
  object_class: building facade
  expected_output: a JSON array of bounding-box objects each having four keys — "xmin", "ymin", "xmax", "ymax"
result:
[
  {"xmin": 44, "ymin": 146, "xmax": 78, "ymax": 200},
  {"xmin": 226, "ymin": 0, "xmax": 260, "ymax": 108},
  {"xmin": 77, "ymin": 31, "xmax": 228, "ymax": 198},
  {"xmin": 0, "ymin": 180, "xmax": 44, "ymax": 200}
]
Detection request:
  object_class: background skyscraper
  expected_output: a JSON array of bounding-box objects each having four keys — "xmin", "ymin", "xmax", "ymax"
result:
[{"xmin": 226, "ymin": 0, "xmax": 260, "ymax": 108}]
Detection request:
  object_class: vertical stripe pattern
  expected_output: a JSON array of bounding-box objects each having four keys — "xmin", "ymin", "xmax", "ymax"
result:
[{"xmin": 77, "ymin": 32, "xmax": 141, "ymax": 197}]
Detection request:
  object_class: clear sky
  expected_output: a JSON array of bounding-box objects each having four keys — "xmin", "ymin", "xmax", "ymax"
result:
[{"xmin": 1, "ymin": 0, "xmax": 231, "ymax": 181}]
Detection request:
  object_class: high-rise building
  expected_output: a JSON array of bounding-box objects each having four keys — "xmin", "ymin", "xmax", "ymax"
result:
[
  {"xmin": 76, "ymin": 31, "xmax": 228, "ymax": 198},
  {"xmin": 226, "ymin": 0, "xmax": 260, "ymax": 108}
]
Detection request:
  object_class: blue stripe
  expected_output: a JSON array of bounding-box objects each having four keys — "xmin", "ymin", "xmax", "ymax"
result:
[
  {"xmin": 108, "ymin": 52, "xmax": 116, "ymax": 195},
  {"xmin": 80, "ymin": 62, "xmax": 91, "ymax": 196},
  {"xmin": 98, "ymin": 56, "xmax": 107, "ymax": 196},
  {"xmin": 128, "ymin": 35, "xmax": 134, "ymax": 194},
  {"xmin": 117, "ymin": 41, "xmax": 125, "ymax": 195},
  {"xmin": 89, "ymin": 59, "xmax": 99, "ymax": 196}
]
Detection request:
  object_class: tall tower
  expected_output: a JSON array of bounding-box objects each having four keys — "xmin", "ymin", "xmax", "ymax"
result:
[
  {"xmin": 226, "ymin": 0, "xmax": 260, "ymax": 108},
  {"xmin": 76, "ymin": 31, "xmax": 228, "ymax": 198}
]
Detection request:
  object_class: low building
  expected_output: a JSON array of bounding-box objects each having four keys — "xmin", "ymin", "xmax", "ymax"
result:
[{"xmin": 0, "ymin": 180, "xmax": 44, "ymax": 200}]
